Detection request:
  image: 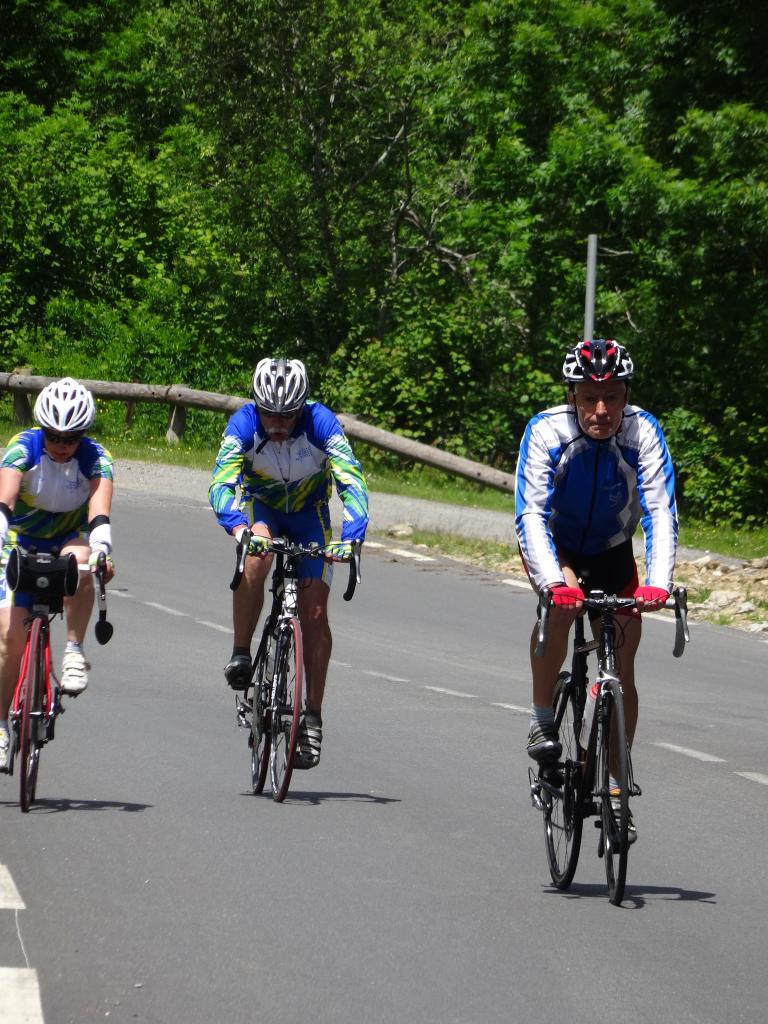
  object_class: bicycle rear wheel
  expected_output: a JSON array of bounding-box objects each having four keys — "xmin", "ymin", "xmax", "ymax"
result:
[
  {"xmin": 19, "ymin": 619, "xmax": 45, "ymax": 813},
  {"xmin": 596, "ymin": 677, "xmax": 630, "ymax": 905},
  {"xmin": 543, "ymin": 671, "xmax": 584, "ymax": 888},
  {"xmin": 269, "ymin": 617, "xmax": 304, "ymax": 803},
  {"xmin": 249, "ymin": 643, "xmax": 271, "ymax": 795}
]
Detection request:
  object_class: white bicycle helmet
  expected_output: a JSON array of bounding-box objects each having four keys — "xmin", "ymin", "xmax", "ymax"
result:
[
  {"xmin": 562, "ymin": 340, "xmax": 634, "ymax": 383},
  {"xmin": 34, "ymin": 377, "xmax": 96, "ymax": 432},
  {"xmin": 251, "ymin": 357, "xmax": 308, "ymax": 413}
]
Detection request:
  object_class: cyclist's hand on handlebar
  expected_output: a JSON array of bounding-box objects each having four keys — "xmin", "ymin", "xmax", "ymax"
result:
[
  {"xmin": 549, "ymin": 584, "xmax": 585, "ymax": 607},
  {"xmin": 325, "ymin": 540, "xmax": 354, "ymax": 561},
  {"xmin": 234, "ymin": 527, "xmax": 270, "ymax": 557},
  {"xmin": 633, "ymin": 585, "xmax": 669, "ymax": 611},
  {"xmin": 89, "ymin": 545, "xmax": 115, "ymax": 582},
  {"xmin": 247, "ymin": 535, "xmax": 270, "ymax": 557}
]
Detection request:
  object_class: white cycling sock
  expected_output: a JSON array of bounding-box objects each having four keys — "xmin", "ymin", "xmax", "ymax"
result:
[{"xmin": 531, "ymin": 703, "xmax": 555, "ymax": 727}]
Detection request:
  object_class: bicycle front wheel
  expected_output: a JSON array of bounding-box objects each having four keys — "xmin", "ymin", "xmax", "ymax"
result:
[
  {"xmin": 269, "ymin": 618, "xmax": 304, "ymax": 803},
  {"xmin": 19, "ymin": 619, "xmax": 45, "ymax": 813},
  {"xmin": 543, "ymin": 671, "xmax": 584, "ymax": 888},
  {"xmin": 596, "ymin": 676, "xmax": 630, "ymax": 905},
  {"xmin": 249, "ymin": 644, "xmax": 271, "ymax": 795}
]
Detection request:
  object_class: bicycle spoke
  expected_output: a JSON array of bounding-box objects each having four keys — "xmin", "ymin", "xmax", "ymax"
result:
[
  {"xmin": 542, "ymin": 672, "xmax": 584, "ymax": 888},
  {"xmin": 269, "ymin": 618, "xmax": 304, "ymax": 802},
  {"xmin": 249, "ymin": 648, "xmax": 271, "ymax": 795},
  {"xmin": 597, "ymin": 677, "xmax": 630, "ymax": 905},
  {"xmin": 19, "ymin": 619, "xmax": 44, "ymax": 813}
]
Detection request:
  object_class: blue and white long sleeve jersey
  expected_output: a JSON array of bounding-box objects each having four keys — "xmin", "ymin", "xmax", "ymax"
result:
[
  {"xmin": 515, "ymin": 404, "xmax": 678, "ymax": 592},
  {"xmin": 209, "ymin": 401, "xmax": 369, "ymax": 542}
]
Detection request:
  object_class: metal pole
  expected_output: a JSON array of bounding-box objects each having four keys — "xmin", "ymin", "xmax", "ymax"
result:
[{"xmin": 583, "ymin": 234, "xmax": 597, "ymax": 341}]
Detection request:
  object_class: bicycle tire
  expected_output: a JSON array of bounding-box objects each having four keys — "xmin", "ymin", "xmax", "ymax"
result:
[
  {"xmin": 543, "ymin": 671, "xmax": 584, "ymax": 888},
  {"xmin": 19, "ymin": 619, "xmax": 44, "ymax": 813},
  {"xmin": 249, "ymin": 643, "xmax": 272, "ymax": 795},
  {"xmin": 269, "ymin": 617, "xmax": 304, "ymax": 803},
  {"xmin": 596, "ymin": 676, "xmax": 630, "ymax": 905}
]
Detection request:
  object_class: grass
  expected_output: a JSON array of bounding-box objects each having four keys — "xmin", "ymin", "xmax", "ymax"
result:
[{"xmin": 1, "ymin": 407, "xmax": 765, "ymax": 560}]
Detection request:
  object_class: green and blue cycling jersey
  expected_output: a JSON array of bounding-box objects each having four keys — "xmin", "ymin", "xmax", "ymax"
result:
[
  {"xmin": 1, "ymin": 428, "xmax": 114, "ymax": 542},
  {"xmin": 209, "ymin": 400, "xmax": 369, "ymax": 543}
]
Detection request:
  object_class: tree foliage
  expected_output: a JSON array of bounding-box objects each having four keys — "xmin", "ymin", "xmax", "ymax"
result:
[{"xmin": 0, "ymin": 0, "xmax": 766, "ymax": 522}]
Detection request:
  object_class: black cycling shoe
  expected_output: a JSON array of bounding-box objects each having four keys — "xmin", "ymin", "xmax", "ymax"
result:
[
  {"xmin": 224, "ymin": 653, "xmax": 252, "ymax": 691},
  {"xmin": 293, "ymin": 713, "xmax": 322, "ymax": 770},
  {"xmin": 526, "ymin": 723, "xmax": 562, "ymax": 763}
]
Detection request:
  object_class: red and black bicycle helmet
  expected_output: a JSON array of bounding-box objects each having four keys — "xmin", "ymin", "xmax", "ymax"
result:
[{"xmin": 562, "ymin": 340, "xmax": 634, "ymax": 383}]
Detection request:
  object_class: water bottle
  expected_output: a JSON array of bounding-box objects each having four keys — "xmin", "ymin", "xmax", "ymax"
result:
[{"xmin": 580, "ymin": 681, "xmax": 600, "ymax": 749}]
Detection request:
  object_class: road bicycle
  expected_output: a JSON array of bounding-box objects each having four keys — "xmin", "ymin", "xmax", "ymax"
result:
[
  {"xmin": 231, "ymin": 531, "xmax": 361, "ymax": 802},
  {"xmin": 529, "ymin": 584, "xmax": 689, "ymax": 905},
  {"xmin": 7, "ymin": 546, "xmax": 113, "ymax": 812}
]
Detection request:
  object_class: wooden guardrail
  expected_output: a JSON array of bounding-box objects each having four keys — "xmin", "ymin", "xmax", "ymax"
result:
[{"xmin": 0, "ymin": 372, "xmax": 516, "ymax": 494}]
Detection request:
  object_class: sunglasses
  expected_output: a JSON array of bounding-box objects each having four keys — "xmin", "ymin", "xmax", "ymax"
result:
[
  {"xmin": 258, "ymin": 408, "xmax": 298, "ymax": 422},
  {"xmin": 43, "ymin": 429, "xmax": 84, "ymax": 445}
]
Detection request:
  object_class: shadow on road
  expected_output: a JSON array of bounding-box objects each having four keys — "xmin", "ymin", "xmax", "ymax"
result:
[
  {"xmin": 0, "ymin": 797, "xmax": 152, "ymax": 813},
  {"xmin": 545, "ymin": 882, "xmax": 717, "ymax": 906},
  {"xmin": 241, "ymin": 790, "xmax": 401, "ymax": 806}
]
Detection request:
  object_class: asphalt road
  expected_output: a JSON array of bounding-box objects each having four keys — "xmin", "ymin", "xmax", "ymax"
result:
[{"xmin": 0, "ymin": 486, "xmax": 766, "ymax": 1024}]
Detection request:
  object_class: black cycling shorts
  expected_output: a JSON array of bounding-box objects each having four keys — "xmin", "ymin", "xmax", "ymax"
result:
[{"xmin": 556, "ymin": 538, "xmax": 638, "ymax": 618}]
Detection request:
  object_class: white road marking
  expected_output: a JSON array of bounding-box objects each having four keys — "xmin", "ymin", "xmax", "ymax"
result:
[
  {"xmin": 502, "ymin": 579, "xmax": 530, "ymax": 589},
  {"xmin": 735, "ymin": 772, "xmax": 768, "ymax": 786},
  {"xmin": 331, "ymin": 660, "xmax": 352, "ymax": 668},
  {"xmin": 423, "ymin": 686, "xmax": 478, "ymax": 700},
  {"xmin": 361, "ymin": 670, "xmax": 410, "ymax": 683},
  {"xmin": 491, "ymin": 702, "xmax": 529, "ymax": 713},
  {"xmin": 387, "ymin": 548, "xmax": 436, "ymax": 562},
  {"xmin": 195, "ymin": 620, "xmax": 231, "ymax": 633},
  {"xmin": 363, "ymin": 541, "xmax": 385, "ymax": 549},
  {"xmin": 0, "ymin": 866, "xmax": 24, "ymax": 910},
  {"xmin": 143, "ymin": 602, "xmax": 188, "ymax": 617},
  {"xmin": 0, "ymin": 968, "xmax": 44, "ymax": 1023},
  {"xmin": 652, "ymin": 742, "xmax": 726, "ymax": 763},
  {"xmin": 108, "ymin": 589, "xmax": 134, "ymax": 598}
]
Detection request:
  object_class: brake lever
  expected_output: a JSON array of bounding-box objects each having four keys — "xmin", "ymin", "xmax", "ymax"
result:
[
  {"xmin": 94, "ymin": 551, "xmax": 114, "ymax": 645},
  {"xmin": 534, "ymin": 588, "xmax": 551, "ymax": 658},
  {"xmin": 230, "ymin": 528, "xmax": 252, "ymax": 592},
  {"xmin": 343, "ymin": 541, "xmax": 362, "ymax": 602},
  {"xmin": 671, "ymin": 585, "xmax": 689, "ymax": 658}
]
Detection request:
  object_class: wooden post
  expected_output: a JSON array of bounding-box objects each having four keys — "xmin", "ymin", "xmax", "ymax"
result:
[
  {"xmin": 166, "ymin": 403, "xmax": 187, "ymax": 444},
  {"xmin": 12, "ymin": 368, "xmax": 33, "ymax": 425}
]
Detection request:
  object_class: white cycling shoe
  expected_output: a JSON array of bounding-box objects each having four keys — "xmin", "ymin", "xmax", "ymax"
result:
[
  {"xmin": 0, "ymin": 724, "xmax": 10, "ymax": 773},
  {"xmin": 61, "ymin": 650, "xmax": 89, "ymax": 695}
]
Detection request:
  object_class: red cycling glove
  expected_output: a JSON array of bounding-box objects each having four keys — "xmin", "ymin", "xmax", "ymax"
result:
[
  {"xmin": 549, "ymin": 584, "xmax": 585, "ymax": 607},
  {"xmin": 634, "ymin": 585, "xmax": 669, "ymax": 610}
]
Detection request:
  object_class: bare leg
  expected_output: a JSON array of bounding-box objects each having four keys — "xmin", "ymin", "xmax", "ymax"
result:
[
  {"xmin": 232, "ymin": 553, "xmax": 272, "ymax": 649},
  {"xmin": 530, "ymin": 607, "xmax": 579, "ymax": 708},
  {"xmin": 297, "ymin": 579, "xmax": 331, "ymax": 713},
  {"xmin": 613, "ymin": 614, "xmax": 641, "ymax": 746},
  {"xmin": 61, "ymin": 540, "xmax": 95, "ymax": 644},
  {"xmin": 0, "ymin": 605, "xmax": 29, "ymax": 720}
]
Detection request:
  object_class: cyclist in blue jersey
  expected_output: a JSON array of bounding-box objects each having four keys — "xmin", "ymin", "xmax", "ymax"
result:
[
  {"xmin": 209, "ymin": 357, "xmax": 368, "ymax": 769},
  {"xmin": 0, "ymin": 378, "xmax": 115, "ymax": 771},
  {"xmin": 515, "ymin": 341, "xmax": 678, "ymax": 842}
]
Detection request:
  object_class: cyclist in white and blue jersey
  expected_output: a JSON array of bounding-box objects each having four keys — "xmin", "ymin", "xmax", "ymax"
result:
[
  {"xmin": 209, "ymin": 357, "xmax": 368, "ymax": 768},
  {"xmin": 0, "ymin": 378, "xmax": 115, "ymax": 771},
  {"xmin": 515, "ymin": 341, "xmax": 677, "ymax": 841}
]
